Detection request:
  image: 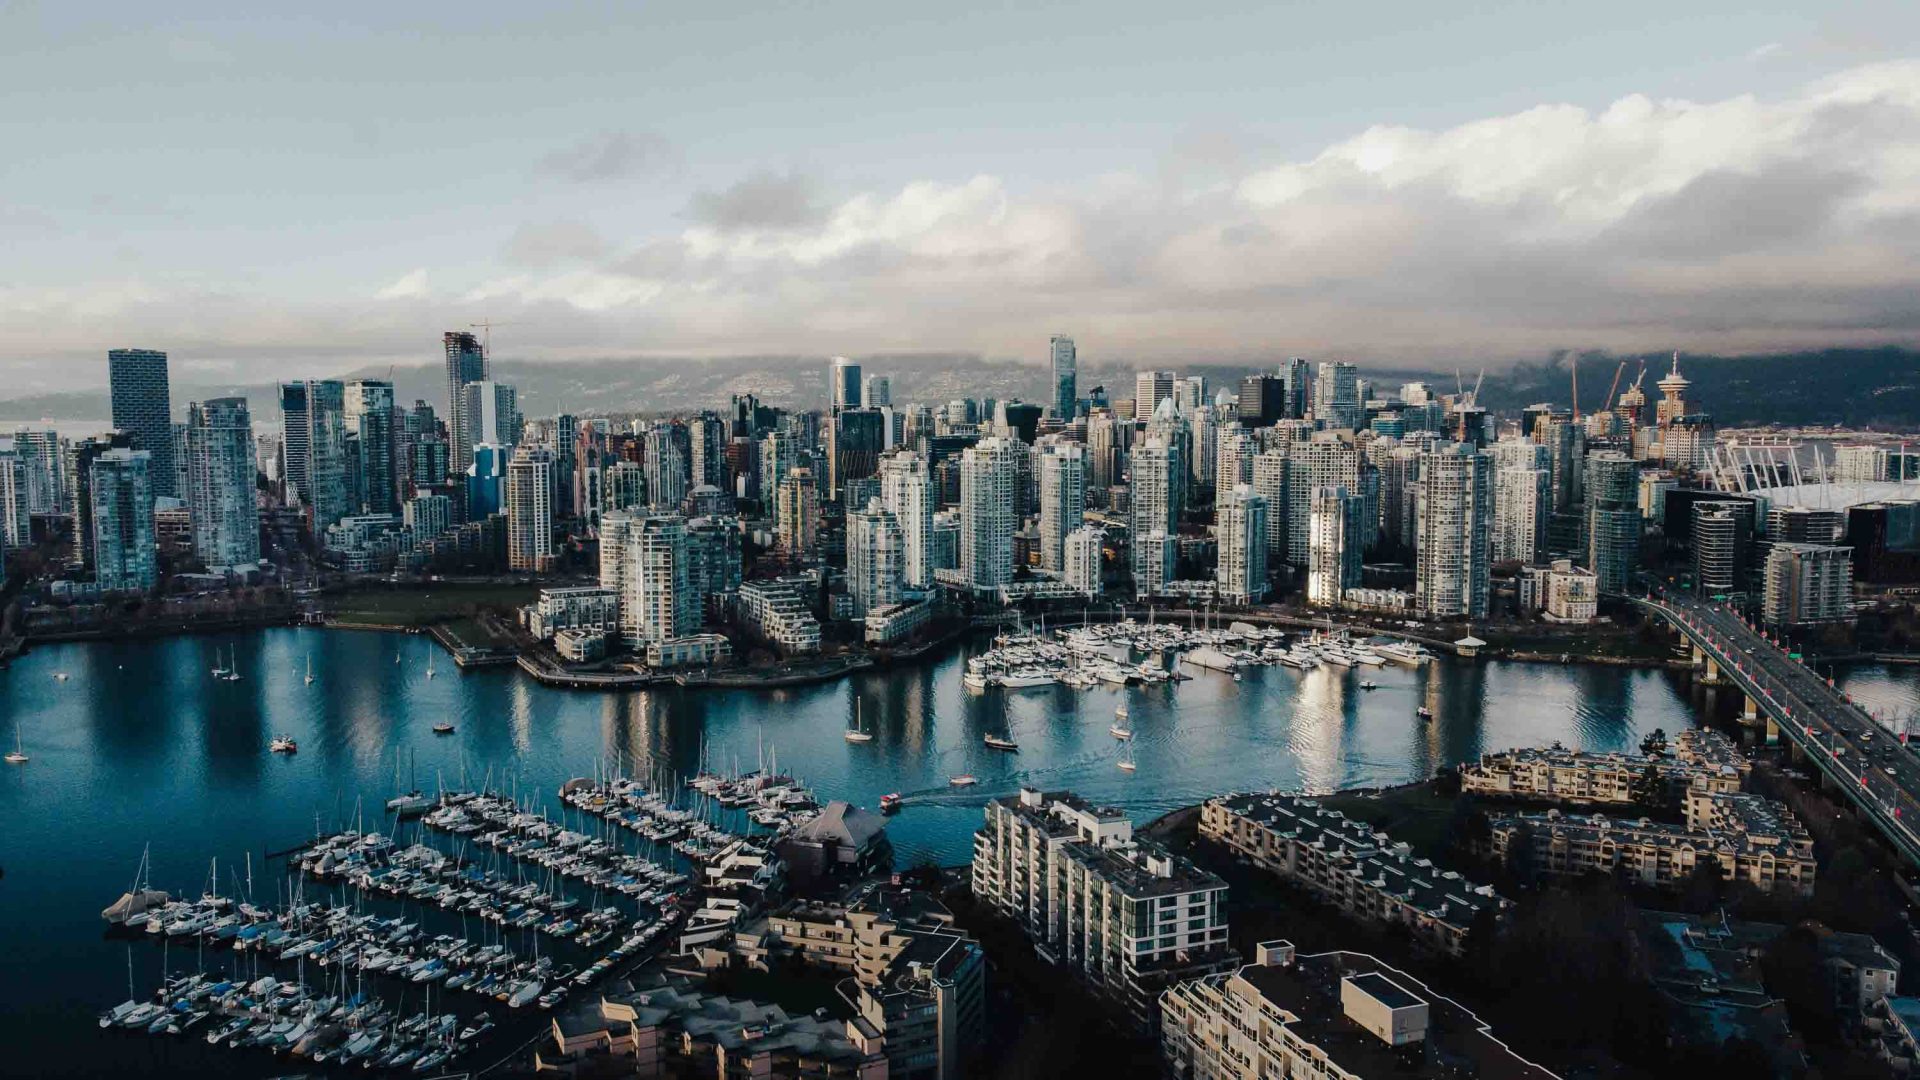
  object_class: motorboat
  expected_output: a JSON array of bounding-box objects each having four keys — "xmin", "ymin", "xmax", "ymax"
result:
[
  {"xmin": 269, "ymin": 736, "xmax": 298, "ymax": 754},
  {"xmin": 1416, "ymin": 706, "xmax": 1434, "ymax": 721},
  {"xmin": 432, "ymin": 721, "xmax": 455, "ymax": 735},
  {"xmin": 983, "ymin": 734, "xmax": 1019, "ymax": 752},
  {"xmin": 1359, "ymin": 680, "xmax": 1379, "ymax": 690},
  {"xmin": 879, "ymin": 793, "xmax": 903, "ymax": 814},
  {"xmin": 948, "ymin": 774, "xmax": 978, "ymax": 787}
]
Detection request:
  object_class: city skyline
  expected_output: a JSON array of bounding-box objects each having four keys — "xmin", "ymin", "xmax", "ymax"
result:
[{"xmin": 4, "ymin": 5, "xmax": 1920, "ymax": 390}]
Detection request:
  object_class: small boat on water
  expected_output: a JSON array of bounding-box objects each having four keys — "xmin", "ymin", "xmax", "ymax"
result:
[
  {"xmin": 844, "ymin": 700, "xmax": 873, "ymax": 743},
  {"xmin": 1359, "ymin": 680, "xmax": 1379, "ymax": 690},
  {"xmin": 879, "ymin": 793, "xmax": 903, "ymax": 814},
  {"xmin": 1117, "ymin": 738, "xmax": 1137, "ymax": 772},
  {"xmin": 53, "ymin": 672, "xmax": 70, "ymax": 682},
  {"xmin": 1111, "ymin": 702, "xmax": 1131, "ymax": 740},
  {"xmin": 268, "ymin": 736, "xmax": 297, "ymax": 754},
  {"xmin": 948, "ymin": 774, "xmax": 978, "ymax": 787},
  {"xmin": 432, "ymin": 721, "xmax": 455, "ymax": 735},
  {"xmin": 983, "ymin": 734, "xmax": 1019, "ymax": 752},
  {"xmin": 5, "ymin": 719, "xmax": 27, "ymax": 764},
  {"xmin": 1416, "ymin": 706, "xmax": 1433, "ymax": 721},
  {"xmin": 303, "ymin": 654, "xmax": 315, "ymax": 686}
]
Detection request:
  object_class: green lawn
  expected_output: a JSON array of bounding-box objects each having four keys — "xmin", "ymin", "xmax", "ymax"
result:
[
  {"xmin": 1313, "ymin": 784, "xmax": 1462, "ymax": 865},
  {"xmin": 328, "ymin": 585, "xmax": 537, "ymax": 627}
]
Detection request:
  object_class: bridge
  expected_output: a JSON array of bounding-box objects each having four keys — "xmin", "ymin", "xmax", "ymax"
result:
[{"xmin": 1634, "ymin": 588, "xmax": 1920, "ymax": 868}]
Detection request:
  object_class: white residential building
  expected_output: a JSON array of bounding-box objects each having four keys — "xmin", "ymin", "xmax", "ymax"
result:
[
  {"xmin": 1415, "ymin": 443, "xmax": 1492, "ymax": 619},
  {"xmin": 960, "ymin": 437, "xmax": 1021, "ymax": 587},
  {"xmin": 1215, "ymin": 485, "xmax": 1268, "ymax": 604},
  {"xmin": 1037, "ymin": 442, "xmax": 1086, "ymax": 572},
  {"xmin": 505, "ymin": 444, "xmax": 556, "ymax": 572},
  {"xmin": 1063, "ymin": 524, "xmax": 1104, "ymax": 597},
  {"xmin": 846, "ymin": 498, "xmax": 906, "ymax": 617},
  {"xmin": 879, "ymin": 450, "xmax": 936, "ymax": 588}
]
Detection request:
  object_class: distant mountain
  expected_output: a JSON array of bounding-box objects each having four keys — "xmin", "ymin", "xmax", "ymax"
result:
[
  {"xmin": 1477, "ymin": 347, "xmax": 1920, "ymax": 429},
  {"xmin": 2, "ymin": 348, "xmax": 1912, "ymax": 429}
]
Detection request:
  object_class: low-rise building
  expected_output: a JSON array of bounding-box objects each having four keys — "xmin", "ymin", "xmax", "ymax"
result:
[
  {"xmin": 534, "ymin": 973, "xmax": 889, "ymax": 1078},
  {"xmin": 526, "ymin": 585, "xmax": 621, "ymax": 639},
  {"xmin": 972, "ymin": 788, "xmax": 1238, "ymax": 1033},
  {"xmin": 864, "ymin": 597, "xmax": 933, "ymax": 645},
  {"xmin": 644, "ymin": 632, "xmax": 732, "ymax": 668},
  {"xmin": 778, "ymin": 801, "xmax": 893, "ymax": 894},
  {"xmin": 554, "ymin": 628, "xmax": 607, "ymax": 663},
  {"xmin": 1517, "ymin": 559, "xmax": 1598, "ymax": 622},
  {"xmin": 737, "ymin": 578, "xmax": 823, "ymax": 654},
  {"xmin": 1160, "ymin": 940, "xmax": 1560, "ymax": 1080},
  {"xmin": 1460, "ymin": 729, "xmax": 1746, "ymax": 806},
  {"xmin": 1198, "ymin": 794, "xmax": 1502, "ymax": 958},
  {"xmin": 1483, "ymin": 789, "xmax": 1816, "ymax": 898}
]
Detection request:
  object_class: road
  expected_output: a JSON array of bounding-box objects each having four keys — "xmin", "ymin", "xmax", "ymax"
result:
[{"xmin": 1637, "ymin": 588, "xmax": 1920, "ymax": 867}]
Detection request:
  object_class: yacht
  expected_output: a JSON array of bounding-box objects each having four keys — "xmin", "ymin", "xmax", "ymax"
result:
[
  {"xmin": 425, "ymin": 656, "xmax": 436, "ymax": 679},
  {"xmin": 844, "ymin": 700, "xmax": 873, "ymax": 743},
  {"xmin": 304, "ymin": 654, "xmax": 315, "ymax": 685},
  {"xmin": 947, "ymin": 774, "xmax": 978, "ymax": 787},
  {"xmin": 269, "ymin": 735, "xmax": 298, "ymax": 754},
  {"xmin": 879, "ymin": 793, "xmax": 903, "ymax": 814},
  {"xmin": 387, "ymin": 791, "xmax": 432, "ymax": 815},
  {"xmin": 1378, "ymin": 642, "xmax": 1429, "ymax": 666},
  {"xmin": 432, "ymin": 721, "xmax": 455, "ymax": 735},
  {"xmin": 1117, "ymin": 738, "xmax": 1137, "ymax": 772},
  {"xmin": 983, "ymin": 734, "xmax": 1019, "ymax": 752},
  {"xmin": 1110, "ymin": 702, "xmax": 1132, "ymax": 740},
  {"xmin": 996, "ymin": 669, "xmax": 1056, "ymax": 689},
  {"xmin": 5, "ymin": 720, "xmax": 27, "ymax": 764},
  {"xmin": 1318, "ymin": 647, "xmax": 1354, "ymax": 668}
]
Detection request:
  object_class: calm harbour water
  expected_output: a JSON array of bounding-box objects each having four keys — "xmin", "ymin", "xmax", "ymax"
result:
[{"xmin": 1, "ymin": 626, "xmax": 1915, "ymax": 1078}]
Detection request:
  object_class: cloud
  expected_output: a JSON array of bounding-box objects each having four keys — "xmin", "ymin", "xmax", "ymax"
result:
[
  {"xmin": 375, "ymin": 268, "xmax": 429, "ymax": 300},
  {"xmin": 503, "ymin": 221, "xmax": 609, "ymax": 267},
  {"xmin": 8, "ymin": 61, "xmax": 1920, "ymax": 388},
  {"xmin": 536, "ymin": 131, "xmax": 678, "ymax": 183},
  {"xmin": 686, "ymin": 170, "xmax": 828, "ymax": 232}
]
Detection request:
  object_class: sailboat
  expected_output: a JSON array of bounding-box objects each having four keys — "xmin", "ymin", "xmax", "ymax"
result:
[
  {"xmin": 210, "ymin": 647, "xmax": 230, "ymax": 679},
  {"xmin": 1110, "ymin": 701, "xmax": 1131, "ymax": 740},
  {"xmin": 303, "ymin": 654, "xmax": 315, "ymax": 686},
  {"xmin": 425, "ymin": 654, "xmax": 437, "ymax": 680},
  {"xmin": 1117, "ymin": 737, "xmax": 1137, "ymax": 772},
  {"xmin": 5, "ymin": 719, "xmax": 27, "ymax": 764},
  {"xmin": 983, "ymin": 733, "xmax": 1019, "ymax": 751},
  {"xmin": 844, "ymin": 699, "xmax": 873, "ymax": 743},
  {"xmin": 218, "ymin": 645, "xmax": 242, "ymax": 682}
]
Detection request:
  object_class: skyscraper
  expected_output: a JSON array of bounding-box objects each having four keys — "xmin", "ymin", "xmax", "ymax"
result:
[
  {"xmin": 1251, "ymin": 448, "xmax": 1289, "ymax": 572},
  {"xmin": 464, "ymin": 380, "xmax": 520, "ymax": 449},
  {"xmin": 880, "ymin": 451, "xmax": 935, "ymax": 589},
  {"xmin": 1037, "ymin": 442, "xmax": 1086, "ymax": 573},
  {"xmin": 1284, "ymin": 433, "xmax": 1366, "ymax": 567},
  {"xmin": 1063, "ymin": 525, "xmax": 1103, "ymax": 597},
  {"xmin": 506, "ymin": 444, "xmax": 556, "ymax": 571},
  {"xmin": 1128, "ymin": 434, "xmax": 1181, "ymax": 590},
  {"xmin": 1282, "ymin": 357, "xmax": 1312, "ymax": 420},
  {"xmin": 1307, "ymin": 484, "xmax": 1361, "ymax": 607},
  {"xmin": 830, "ymin": 357, "xmax": 863, "ymax": 411},
  {"xmin": 1415, "ymin": 442, "xmax": 1492, "ymax": 619},
  {"xmin": 861, "ymin": 374, "xmax": 892, "ymax": 409},
  {"xmin": 1134, "ymin": 370, "xmax": 1176, "ymax": 418},
  {"xmin": 1489, "ymin": 439, "xmax": 1550, "ymax": 564},
  {"xmin": 184, "ymin": 397, "xmax": 260, "ymax": 568},
  {"xmin": 0, "ymin": 446, "xmax": 29, "ymax": 556},
  {"xmin": 602, "ymin": 511, "xmax": 694, "ymax": 647},
  {"xmin": 1585, "ymin": 451, "xmax": 1640, "ymax": 593},
  {"xmin": 644, "ymin": 424, "xmax": 690, "ymax": 511},
  {"xmin": 66, "ymin": 432, "xmax": 134, "ymax": 572},
  {"xmin": 1314, "ymin": 360, "xmax": 1360, "ymax": 430},
  {"xmin": 847, "ymin": 498, "xmax": 905, "ymax": 616},
  {"xmin": 444, "ymin": 331, "xmax": 488, "ymax": 479},
  {"xmin": 279, "ymin": 381, "xmax": 311, "ymax": 508},
  {"xmin": 1050, "ymin": 334, "xmax": 1077, "ymax": 419},
  {"xmin": 305, "ymin": 381, "xmax": 351, "ymax": 532},
  {"xmin": 107, "ymin": 348, "xmax": 175, "ymax": 498},
  {"xmin": 777, "ymin": 466, "xmax": 821, "ymax": 561},
  {"xmin": 89, "ymin": 447, "xmax": 156, "ymax": 591},
  {"xmin": 1214, "ymin": 427, "xmax": 1255, "ymax": 509},
  {"xmin": 826, "ymin": 408, "xmax": 886, "ymax": 498},
  {"xmin": 1215, "ymin": 485, "xmax": 1268, "ymax": 604},
  {"xmin": 1236, "ymin": 375, "xmax": 1285, "ymax": 427},
  {"xmin": 345, "ymin": 379, "xmax": 396, "ymax": 514},
  {"xmin": 960, "ymin": 436, "xmax": 1021, "ymax": 587}
]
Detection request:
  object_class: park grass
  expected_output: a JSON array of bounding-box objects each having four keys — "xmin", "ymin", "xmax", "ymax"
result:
[
  {"xmin": 327, "ymin": 584, "xmax": 537, "ymax": 627},
  {"xmin": 1313, "ymin": 783, "xmax": 1461, "ymax": 865}
]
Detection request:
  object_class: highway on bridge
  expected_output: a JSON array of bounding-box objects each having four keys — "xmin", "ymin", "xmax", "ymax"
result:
[{"xmin": 1637, "ymin": 588, "xmax": 1920, "ymax": 868}]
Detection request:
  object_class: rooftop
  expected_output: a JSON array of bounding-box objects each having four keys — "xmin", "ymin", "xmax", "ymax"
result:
[
  {"xmin": 1058, "ymin": 836, "xmax": 1225, "ymax": 899},
  {"xmin": 1232, "ymin": 952, "xmax": 1558, "ymax": 1080}
]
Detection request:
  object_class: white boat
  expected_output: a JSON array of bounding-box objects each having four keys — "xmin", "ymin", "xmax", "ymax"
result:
[
  {"xmin": 1359, "ymin": 679, "xmax": 1379, "ymax": 690},
  {"xmin": 269, "ymin": 735, "xmax": 297, "ymax": 754},
  {"xmin": 304, "ymin": 654, "xmax": 315, "ymax": 685},
  {"xmin": 948, "ymin": 774, "xmax": 978, "ymax": 787},
  {"xmin": 1117, "ymin": 738, "xmax": 1136, "ymax": 772},
  {"xmin": 53, "ymin": 672, "xmax": 70, "ymax": 682},
  {"xmin": 1377, "ymin": 642, "xmax": 1428, "ymax": 666},
  {"xmin": 425, "ymin": 656, "xmax": 436, "ymax": 680},
  {"xmin": 1351, "ymin": 649, "xmax": 1388, "ymax": 666},
  {"xmin": 844, "ymin": 699, "xmax": 873, "ymax": 743},
  {"xmin": 983, "ymin": 734, "xmax": 1019, "ymax": 752},
  {"xmin": 1111, "ymin": 701, "xmax": 1132, "ymax": 740},
  {"xmin": 5, "ymin": 719, "xmax": 26, "ymax": 764},
  {"xmin": 996, "ymin": 669, "xmax": 1056, "ymax": 689},
  {"xmin": 1318, "ymin": 648, "xmax": 1354, "ymax": 668}
]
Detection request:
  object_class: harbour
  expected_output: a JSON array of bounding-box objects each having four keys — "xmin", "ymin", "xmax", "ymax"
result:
[{"xmin": 3, "ymin": 624, "xmax": 1918, "ymax": 1077}]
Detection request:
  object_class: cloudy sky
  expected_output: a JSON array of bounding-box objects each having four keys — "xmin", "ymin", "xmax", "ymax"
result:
[{"xmin": 2, "ymin": 1, "xmax": 1918, "ymax": 393}]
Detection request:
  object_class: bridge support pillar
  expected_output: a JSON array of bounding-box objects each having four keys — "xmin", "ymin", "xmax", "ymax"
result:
[
  {"xmin": 1691, "ymin": 644, "xmax": 1705, "ymax": 668},
  {"xmin": 1703, "ymin": 656, "xmax": 1723, "ymax": 685},
  {"xmin": 1743, "ymin": 694, "xmax": 1759, "ymax": 721},
  {"xmin": 1765, "ymin": 715, "xmax": 1779, "ymax": 745}
]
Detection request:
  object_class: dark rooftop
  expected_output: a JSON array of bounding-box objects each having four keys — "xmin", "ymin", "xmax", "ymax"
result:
[{"xmin": 1348, "ymin": 971, "xmax": 1422, "ymax": 1011}]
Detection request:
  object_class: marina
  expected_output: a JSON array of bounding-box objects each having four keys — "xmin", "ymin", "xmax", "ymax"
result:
[{"xmin": 3, "ymin": 625, "xmax": 1916, "ymax": 1077}]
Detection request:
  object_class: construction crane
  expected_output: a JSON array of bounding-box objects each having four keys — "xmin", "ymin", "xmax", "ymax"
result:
[
  {"xmin": 1569, "ymin": 356, "xmax": 1580, "ymax": 421},
  {"xmin": 469, "ymin": 320, "xmax": 511, "ymax": 374},
  {"xmin": 1603, "ymin": 360, "xmax": 1627, "ymax": 412}
]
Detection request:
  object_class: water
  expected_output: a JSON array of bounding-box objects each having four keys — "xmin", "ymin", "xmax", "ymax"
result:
[{"xmin": 2, "ymin": 626, "xmax": 1912, "ymax": 1078}]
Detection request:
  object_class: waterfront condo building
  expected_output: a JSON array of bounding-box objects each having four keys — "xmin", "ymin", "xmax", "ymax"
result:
[
  {"xmin": 1199, "ymin": 794, "xmax": 1502, "ymax": 958},
  {"xmin": 1414, "ymin": 442, "xmax": 1492, "ymax": 619},
  {"xmin": 972, "ymin": 788, "xmax": 1237, "ymax": 1033},
  {"xmin": 1214, "ymin": 485, "xmax": 1268, "ymax": 604},
  {"xmin": 1037, "ymin": 441, "xmax": 1086, "ymax": 573},
  {"xmin": 846, "ymin": 498, "xmax": 906, "ymax": 617},
  {"xmin": 959, "ymin": 436, "xmax": 1021, "ymax": 587},
  {"xmin": 443, "ymin": 330, "xmax": 487, "ymax": 478},
  {"xmin": 1763, "ymin": 542, "xmax": 1854, "ymax": 627},
  {"xmin": 88, "ymin": 447, "xmax": 157, "ymax": 592},
  {"xmin": 879, "ymin": 451, "xmax": 936, "ymax": 588}
]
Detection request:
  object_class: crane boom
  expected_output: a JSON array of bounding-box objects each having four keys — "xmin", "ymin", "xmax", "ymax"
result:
[{"xmin": 1604, "ymin": 360, "xmax": 1626, "ymax": 409}]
